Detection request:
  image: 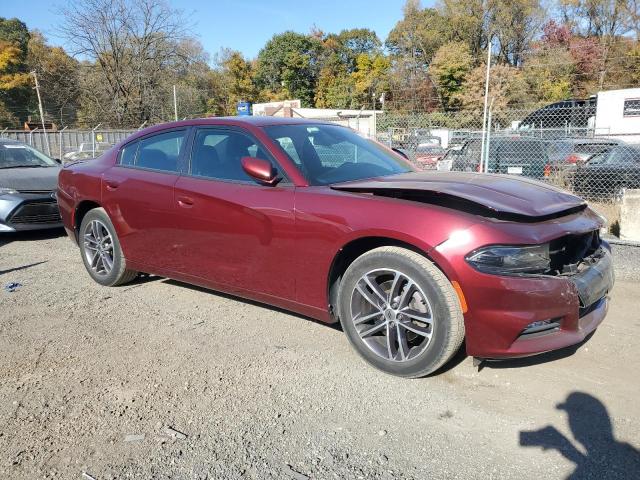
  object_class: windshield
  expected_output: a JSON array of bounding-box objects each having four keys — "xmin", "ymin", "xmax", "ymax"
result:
[
  {"xmin": 592, "ymin": 146, "xmax": 640, "ymax": 165},
  {"xmin": 0, "ymin": 143, "xmax": 57, "ymax": 168},
  {"xmin": 263, "ymin": 124, "xmax": 413, "ymax": 185}
]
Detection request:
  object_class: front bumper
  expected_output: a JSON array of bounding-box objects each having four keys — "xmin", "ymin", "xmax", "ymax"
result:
[
  {"xmin": 452, "ymin": 248, "xmax": 614, "ymax": 359},
  {"xmin": 0, "ymin": 192, "xmax": 62, "ymax": 232}
]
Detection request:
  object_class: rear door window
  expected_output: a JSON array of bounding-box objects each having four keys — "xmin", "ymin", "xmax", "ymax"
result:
[{"xmin": 136, "ymin": 130, "xmax": 186, "ymax": 172}]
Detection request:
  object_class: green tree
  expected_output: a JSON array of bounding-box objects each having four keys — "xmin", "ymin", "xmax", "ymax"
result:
[
  {"xmin": 352, "ymin": 53, "xmax": 390, "ymax": 109},
  {"xmin": 429, "ymin": 41, "xmax": 473, "ymax": 108},
  {"xmin": 255, "ymin": 31, "xmax": 322, "ymax": 106}
]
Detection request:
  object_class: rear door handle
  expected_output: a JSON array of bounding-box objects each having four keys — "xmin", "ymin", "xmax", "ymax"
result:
[
  {"xmin": 177, "ymin": 196, "xmax": 194, "ymax": 208},
  {"xmin": 105, "ymin": 180, "xmax": 120, "ymax": 191}
]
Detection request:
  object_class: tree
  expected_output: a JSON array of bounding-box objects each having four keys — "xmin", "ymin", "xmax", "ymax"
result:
[
  {"xmin": 456, "ymin": 62, "xmax": 528, "ymax": 125},
  {"xmin": 59, "ymin": 0, "xmax": 201, "ymax": 127},
  {"xmin": 352, "ymin": 53, "xmax": 390, "ymax": 109},
  {"xmin": 0, "ymin": 17, "xmax": 32, "ymax": 127},
  {"xmin": 429, "ymin": 41, "xmax": 473, "ymax": 108},
  {"xmin": 27, "ymin": 31, "xmax": 81, "ymax": 126},
  {"xmin": 255, "ymin": 31, "xmax": 322, "ymax": 106},
  {"xmin": 489, "ymin": 0, "xmax": 545, "ymax": 66}
]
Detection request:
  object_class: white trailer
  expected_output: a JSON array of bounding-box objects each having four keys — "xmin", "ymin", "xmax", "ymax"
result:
[{"xmin": 594, "ymin": 88, "xmax": 640, "ymax": 144}]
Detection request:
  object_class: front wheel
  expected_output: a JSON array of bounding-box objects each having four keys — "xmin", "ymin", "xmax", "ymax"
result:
[
  {"xmin": 79, "ymin": 207, "xmax": 138, "ymax": 286},
  {"xmin": 338, "ymin": 247, "xmax": 465, "ymax": 378}
]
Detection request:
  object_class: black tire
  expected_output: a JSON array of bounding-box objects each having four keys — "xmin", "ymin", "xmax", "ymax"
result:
[
  {"xmin": 79, "ymin": 207, "xmax": 138, "ymax": 286},
  {"xmin": 337, "ymin": 246, "xmax": 465, "ymax": 378}
]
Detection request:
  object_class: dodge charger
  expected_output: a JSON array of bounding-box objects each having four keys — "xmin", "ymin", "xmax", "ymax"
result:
[{"xmin": 57, "ymin": 117, "xmax": 614, "ymax": 377}]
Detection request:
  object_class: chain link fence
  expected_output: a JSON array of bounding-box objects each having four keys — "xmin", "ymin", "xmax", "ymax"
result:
[
  {"xmin": 365, "ymin": 105, "xmax": 640, "ymax": 232},
  {"xmin": 0, "ymin": 128, "xmax": 136, "ymax": 163}
]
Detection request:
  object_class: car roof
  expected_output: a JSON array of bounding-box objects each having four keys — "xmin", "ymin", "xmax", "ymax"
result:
[{"xmin": 164, "ymin": 116, "xmax": 336, "ymax": 128}]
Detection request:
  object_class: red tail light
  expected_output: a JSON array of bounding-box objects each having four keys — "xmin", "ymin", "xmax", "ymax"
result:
[{"xmin": 544, "ymin": 164, "xmax": 551, "ymax": 177}]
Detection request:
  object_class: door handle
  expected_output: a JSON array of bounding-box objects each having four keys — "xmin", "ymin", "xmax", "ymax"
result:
[
  {"xmin": 177, "ymin": 196, "xmax": 194, "ymax": 208},
  {"xmin": 105, "ymin": 180, "xmax": 120, "ymax": 191}
]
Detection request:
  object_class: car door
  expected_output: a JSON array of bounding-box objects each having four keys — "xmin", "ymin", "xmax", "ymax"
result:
[
  {"xmin": 172, "ymin": 126, "xmax": 297, "ymax": 299},
  {"xmin": 101, "ymin": 128, "xmax": 189, "ymax": 272}
]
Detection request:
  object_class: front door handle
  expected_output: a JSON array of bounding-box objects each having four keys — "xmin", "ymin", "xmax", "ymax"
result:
[
  {"xmin": 105, "ymin": 180, "xmax": 120, "ymax": 191},
  {"xmin": 177, "ymin": 196, "xmax": 194, "ymax": 208}
]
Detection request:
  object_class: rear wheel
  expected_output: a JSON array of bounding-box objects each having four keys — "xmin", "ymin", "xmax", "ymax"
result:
[
  {"xmin": 338, "ymin": 247, "xmax": 464, "ymax": 378},
  {"xmin": 79, "ymin": 207, "xmax": 137, "ymax": 286}
]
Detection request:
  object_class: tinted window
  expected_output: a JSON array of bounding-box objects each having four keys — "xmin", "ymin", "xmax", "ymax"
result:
[
  {"xmin": 191, "ymin": 129, "xmax": 273, "ymax": 182},
  {"xmin": 136, "ymin": 130, "xmax": 186, "ymax": 172},
  {"xmin": 119, "ymin": 141, "xmax": 138, "ymax": 166},
  {"xmin": 264, "ymin": 124, "xmax": 412, "ymax": 185}
]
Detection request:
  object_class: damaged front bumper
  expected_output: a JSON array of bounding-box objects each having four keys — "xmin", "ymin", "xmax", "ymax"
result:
[{"xmin": 455, "ymin": 246, "xmax": 614, "ymax": 359}]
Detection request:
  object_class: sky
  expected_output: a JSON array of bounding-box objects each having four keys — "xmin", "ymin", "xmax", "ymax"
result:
[{"xmin": 1, "ymin": 0, "xmax": 422, "ymax": 60}]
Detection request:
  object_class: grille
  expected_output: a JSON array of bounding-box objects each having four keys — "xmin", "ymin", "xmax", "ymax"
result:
[
  {"xmin": 9, "ymin": 200, "xmax": 61, "ymax": 225},
  {"xmin": 17, "ymin": 189, "xmax": 55, "ymax": 195}
]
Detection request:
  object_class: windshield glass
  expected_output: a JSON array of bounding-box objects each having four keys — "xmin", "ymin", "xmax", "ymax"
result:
[
  {"xmin": 597, "ymin": 146, "xmax": 640, "ymax": 165},
  {"xmin": 0, "ymin": 143, "xmax": 57, "ymax": 168},
  {"xmin": 263, "ymin": 124, "xmax": 413, "ymax": 185}
]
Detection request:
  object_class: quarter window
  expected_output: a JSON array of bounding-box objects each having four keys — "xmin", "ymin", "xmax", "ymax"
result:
[{"xmin": 119, "ymin": 141, "xmax": 138, "ymax": 166}]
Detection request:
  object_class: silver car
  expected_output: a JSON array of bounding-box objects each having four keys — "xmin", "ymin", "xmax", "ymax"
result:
[{"xmin": 0, "ymin": 138, "xmax": 62, "ymax": 232}]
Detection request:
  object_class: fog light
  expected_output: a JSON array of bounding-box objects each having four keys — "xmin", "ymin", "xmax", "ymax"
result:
[{"xmin": 521, "ymin": 319, "xmax": 560, "ymax": 336}]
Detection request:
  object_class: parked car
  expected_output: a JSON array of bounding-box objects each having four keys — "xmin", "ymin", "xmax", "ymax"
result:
[
  {"xmin": 58, "ymin": 117, "xmax": 613, "ymax": 377},
  {"xmin": 63, "ymin": 142, "xmax": 112, "ymax": 162},
  {"xmin": 0, "ymin": 138, "xmax": 62, "ymax": 232},
  {"xmin": 447, "ymin": 137, "xmax": 550, "ymax": 178},
  {"xmin": 547, "ymin": 138, "xmax": 621, "ymax": 167},
  {"xmin": 573, "ymin": 144, "xmax": 640, "ymax": 200},
  {"xmin": 414, "ymin": 144, "xmax": 446, "ymax": 169}
]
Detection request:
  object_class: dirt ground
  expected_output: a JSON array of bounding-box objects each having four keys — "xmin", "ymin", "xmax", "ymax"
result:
[{"xmin": 1, "ymin": 229, "xmax": 639, "ymax": 480}]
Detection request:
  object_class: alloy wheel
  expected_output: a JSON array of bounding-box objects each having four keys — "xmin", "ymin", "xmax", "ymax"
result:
[
  {"xmin": 82, "ymin": 219, "xmax": 114, "ymax": 276},
  {"xmin": 349, "ymin": 269, "xmax": 434, "ymax": 362}
]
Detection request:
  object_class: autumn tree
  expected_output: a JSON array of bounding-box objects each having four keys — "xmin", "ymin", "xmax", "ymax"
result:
[
  {"xmin": 0, "ymin": 17, "xmax": 32, "ymax": 127},
  {"xmin": 27, "ymin": 31, "xmax": 80, "ymax": 126}
]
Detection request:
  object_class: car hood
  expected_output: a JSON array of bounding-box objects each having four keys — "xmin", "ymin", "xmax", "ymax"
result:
[
  {"xmin": 331, "ymin": 171, "xmax": 587, "ymax": 219},
  {"xmin": 0, "ymin": 166, "xmax": 61, "ymax": 191}
]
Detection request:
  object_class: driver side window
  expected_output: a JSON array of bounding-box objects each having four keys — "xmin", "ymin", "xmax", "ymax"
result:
[{"xmin": 190, "ymin": 128, "xmax": 281, "ymax": 183}]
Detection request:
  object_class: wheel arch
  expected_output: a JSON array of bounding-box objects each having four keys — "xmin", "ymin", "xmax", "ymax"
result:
[
  {"xmin": 326, "ymin": 236, "xmax": 445, "ymax": 322},
  {"xmin": 74, "ymin": 200, "xmax": 102, "ymax": 241}
]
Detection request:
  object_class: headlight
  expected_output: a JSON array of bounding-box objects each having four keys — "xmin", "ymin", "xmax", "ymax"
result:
[
  {"xmin": 466, "ymin": 244, "xmax": 550, "ymax": 275},
  {"xmin": 0, "ymin": 187, "xmax": 18, "ymax": 196}
]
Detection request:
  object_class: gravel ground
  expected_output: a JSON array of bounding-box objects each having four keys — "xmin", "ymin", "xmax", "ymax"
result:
[{"xmin": 1, "ymin": 230, "xmax": 639, "ymax": 480}]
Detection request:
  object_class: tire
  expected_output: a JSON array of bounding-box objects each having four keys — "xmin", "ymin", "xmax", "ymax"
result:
[
  {"xmin": 337, "ymin": 246, "xmax": 464, "ymax": 378},
  {"xmin": 79, "ymin": 207, "xmax": 138, "ymax": 286}
]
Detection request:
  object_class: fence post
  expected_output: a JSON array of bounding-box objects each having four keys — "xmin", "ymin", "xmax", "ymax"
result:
[
  {"xmin": 485, "ymin": 99, "xmax": 494, "ymax": 173},
  {"xmin": 29, "ymin": 128, "xmax": 38, "ymax": 146},
  {"xmin": 58, "ymin": 126, "xmax": 68, "ymax": 161},
  {"xmin": 92, "ymin": 123, "xmax": 102, "ymax": 157}
]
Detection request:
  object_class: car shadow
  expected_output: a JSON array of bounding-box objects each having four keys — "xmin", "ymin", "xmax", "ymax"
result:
[
  {"xmin": 0, "ymin": 228, "xmax": 66, "ymax": 248},
  {"xmin": 0, "ymin": 260, "xmax": 48, "ymax": 276},
  {"xmin": 161, "ymin": 278, "xmax": 343, "ymax": 331},
  {"xmin": 520, "ymin": 391, "xmax": 640, "ymax": 479},
  {"xmin": 478, "ymin": 332, "xmax": 595, "ymax": 371}
]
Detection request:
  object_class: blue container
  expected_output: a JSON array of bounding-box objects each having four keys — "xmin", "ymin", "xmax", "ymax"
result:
[{"xmin": 236, "ymin": 101, "xmax": 252, "ymax": 116}]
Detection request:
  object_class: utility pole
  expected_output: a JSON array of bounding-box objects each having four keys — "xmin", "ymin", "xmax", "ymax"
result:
[
  {"xmin": 479, "ymin": 39, "xmax": 492, "ymax": 173},
  {"xmin": 173, "ymin": 85, "xmax": 178, "ymax": 121},
  {"xmin": 31, "ymin": 71, "xmax": 51, "ymax": 156}
]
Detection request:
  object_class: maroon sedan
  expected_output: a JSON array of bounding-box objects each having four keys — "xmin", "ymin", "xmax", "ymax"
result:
[{"xmin": 57, "ymin": 117, "xmax": 614, "ymax": 377}]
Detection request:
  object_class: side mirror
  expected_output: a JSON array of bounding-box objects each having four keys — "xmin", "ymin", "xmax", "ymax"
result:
[
  {"xmin": 392, "ymin": 147, "xmax": 409, "ymax": 159},
  {"xmin": 241, "ymin": 156, "xmax": 280, "ymax": 185}
]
